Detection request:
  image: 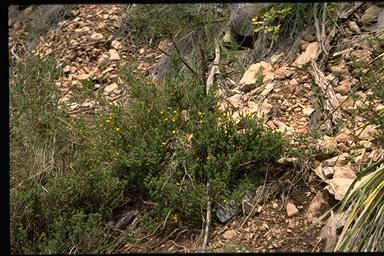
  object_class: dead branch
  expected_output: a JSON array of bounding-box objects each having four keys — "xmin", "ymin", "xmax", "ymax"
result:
[
  {"xmin": 201, "ymin": 182, "xmax": 211, "ymax": 251},
  {"xmin": 313, "ymin": 3, "xmax": 329, "ymax": 59},
  {"xmin": 206, "ymin": 39, "xmax": 221, "ymax": 95},
  {"xmin": 309, "ymin": 59, "xmax": 342, "ymax": 123},
  {"xmin": 199, "ymin": 42, "xmax": 208, "ymax": 87},
  {"xmin": 150, "ymin": 227, "xmax": 182, "ymax": 249},
  {"xmin": 313, "ymin": 3, "xmax": 322, "ymax": 51},
  {"xmin": 321, "ymin": 3, "xmax": 328, "ymax": 56},
  {"xmin": 239, "ymin": 169, "xmax": 268, "ymax": 228},
  {"xmin": 148, "ymin": 6, "xmax": 202, "ymax": 84},
  {"xmin": 10, "ymin": 45, "xmax": 22, "ymax": 61},
  {"xmin": 169, "ymin": 240, "xmax": 190, "ymax": 253},
  {"xmin": 367, "ymin": 52, "xmax": 384, "ymax": 65},
  {"xmin": 336, "ymin": 2, "xmax": 363, "ymax": 19}
]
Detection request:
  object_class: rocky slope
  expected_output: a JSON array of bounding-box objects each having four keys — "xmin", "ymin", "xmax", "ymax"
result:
[{"xmin": 8, "ymin": 3, "xmax": 384, "ymax": 253}]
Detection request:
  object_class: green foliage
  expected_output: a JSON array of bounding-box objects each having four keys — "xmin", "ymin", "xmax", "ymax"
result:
[
  {"xmin": 10, "ymin": 147, "xmax": 124, "ymax": 254},
  {"xmin": 252, "ymin": 4, "xmax": 293, "ymax": 42},
  {"xmin": 10, "ymin": 56, "xmax": 125, "ymax": 254},
  {"xmin": 119, "ymin": 4, "xmax": 226, "ymax": 47},
  {"xmin": 111, "ymin": 64, "xmax": 284, "ymax": 224},
  {"xmin": 251, "ymin": 3, "xmax": 313, "ymax": 47},
  {"xmin": 352, "ymin": 52, "xmax": 384, "ymax": 146},
  {"xmin": 335, "ymin": 161, "xmax": 384, "ymax": 252},
  {"xmin": 309, "ymin": 42, "xmax": 384, "ymax": 251}
]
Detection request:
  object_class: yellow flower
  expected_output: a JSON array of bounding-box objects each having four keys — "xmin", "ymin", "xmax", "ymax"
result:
[
  {"xmin": 160, "ymin": 109, "xmax": 164, "ymax": 115},
  {"xmin": 198, "ymin": 111, "xmax": 203, "ymax": 117},
  {"xmin": 173, "ymin": 110, "xmax": 177, "ymax": 114},
  {"xmin": 171, "ymin": 129, "xmax": 176, "ymax": 134},
  {"xmin": 222, "ymin": 112, "xmax": 227, "ymax": 117},
  {"xmin": 172, "ymin": 116, "xmax": 176, "ymax": 122},
  {"xmin": 105, "ymin": 119, "xmax": 112, "ymax": 123},
  {"xmin": 164, "ymin": 117, "xmax": 169, "ymax": 122},
  {"xmin": 115, "ymin": 127, "xmax": 120, "ymax": 132},
  {"xmin": 161, "ymin": 141, "xmax": 167, "ymax": 146},
  {"xmin": 170, "ymin": 214, "xmax": 178, "ymax": 223},
  {"xmin": 207, "ymin": 155, "xmax": 211, "ymax": 160},
  {"xmin": 112, "ymin": 152, "xmax": 119, "ymax": 157},
  {"xmin": 198, "ymin": 120, "xmax": 203, "ymax": 125},
  {"xmin": 223, "ymin": 198, "xmax": 228, "ymax": 204},
  {"xmin": 176, "ymin": 181, "xmax": 181, "ymax": 187}
]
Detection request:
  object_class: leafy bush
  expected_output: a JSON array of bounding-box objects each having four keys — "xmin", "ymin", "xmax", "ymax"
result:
[
  {"xmin": 10, "ymin": 56, "xmax": 125, "ymax": 254},
  {"xmin": 251, "ymin": 3, "xmax": 314, "ymax": 44},
  {"xmin": 10, "ymin": 41, "xmax": 284, "ymax": 254},
  {"xmin": 119, "ymin": 4, "xmax": 226, "ymax": 47},
  {"xmin": 109, "ymin": 65, "xmax": 285, "ymax": 224},
  {"xmin": 10, "ymin": 168, "xmax": 123, "ymax": 254}
]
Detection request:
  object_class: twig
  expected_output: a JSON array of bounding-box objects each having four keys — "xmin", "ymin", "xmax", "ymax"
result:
[
  {"xmin": 206, "ymin": 39, "xmax": 221, "ymax": 95},
  {"xmin": 148, "ymin": 5, "xmax": 201, "ymax": 83},
  {"xmin": 199, "ymin": 42, "xmax": 208, "ymax": 87},
  {"xmin": 169, "ymin": 240, "xmax": 190, "ymax": 253},
  {"xmin": 321, "ymin": 3, "xmax": 328, "ymax": 56},
  {"xmin": 367, "ymin": 52, "xmax": 384, "ymax": 65},
  {"xmin": 134, "ymin": 222, "xmax": 162, "ymax": 244},
  {"xmin": 150, "ymin": 228, "xmax": 181, "ymax": 249},
  {"xmin": 161, "ymin": 152, "xmax": 178, "ymax": 191},
  {"xmin": 239, "ymin": 169, "xmax": 268, "ymax": 229},
  {"xmin": 336, "ymin": 2, "xmax": 363, "ymax": 19},
  {"xmin": 309, "ymin": 59, "xmax": 342, "ymax": 124},
  {"xmin": 232, "ymin": 159, "xmax": 258, "ymax": 172},
  {"xmin": 10, "ymin": 45, "xmax": 22, "ymax": 61},
  {"xmin": 183, "ymin": 162, "xmax": 196, "ymax": 190},
  {"xmin": 171, "ymin": 36, "xmax": 202, "ymax": 83},
  {"xmin": 313, "ymin": 3, "xmax": 322, "ymax": 50},
  {"xmin": 201, "ymin": 182, "xmax": 211, "ymax": 251}
]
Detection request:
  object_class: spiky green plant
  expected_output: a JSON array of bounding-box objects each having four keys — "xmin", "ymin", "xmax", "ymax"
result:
[
  {"xmin": 333, "ymin": 161, "xmax": 384, "ymax": 252},
  {"xmin": 308, "ymin": 159, "xmax": 384, "ymax": 252}
]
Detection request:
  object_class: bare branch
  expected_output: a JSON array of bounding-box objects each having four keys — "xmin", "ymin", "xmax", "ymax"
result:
[{"xmin": 201, "ymin": 182, "xmax": 212, "ymax": 251}]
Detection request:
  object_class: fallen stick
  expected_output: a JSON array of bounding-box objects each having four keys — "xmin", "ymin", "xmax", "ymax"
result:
[
  {"xmin": 202, "ymin": 182, "xmax": 211, "ymax": 251},
  {"xmin": 206, "ymin": 39, "xmax": 221, "ymax": 95},
  {"xmin": 337, "ymin": 2, "xmax": 363, "ymax": 19},
  {"xmin": 239, "ymin": 169, "xmax": 268, "ymax": 229},
  {"xmin": 309, "ymin": 59, "xmax": 342, "ymax": 123}
]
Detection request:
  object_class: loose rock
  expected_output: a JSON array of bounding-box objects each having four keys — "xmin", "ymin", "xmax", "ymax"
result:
[
  {"xmin": 223, "ymin": 230, "xmax": 237, "ymax": 240},
  {"xmin": 109, "ymin": 49, "xmax": 120, "ymax": 60},
  {"xmin": 292, "ymin": 42, "xmax": 319, "ymax": 67},
  {"xmin": 287, "ymin": 202, "xmax": 299, "ymax": 217},
  {"xmin": 305, "ymin": 190, "xmax": 330, "ymax": 223},
  {"xmin": 360, "ymin": 5, "xmax": 382, "ymax": 25}
]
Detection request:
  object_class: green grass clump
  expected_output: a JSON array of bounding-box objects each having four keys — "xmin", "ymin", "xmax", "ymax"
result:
[{"xmin": 10, "ymin": 56, "xmax": 125, "ymax": 254}]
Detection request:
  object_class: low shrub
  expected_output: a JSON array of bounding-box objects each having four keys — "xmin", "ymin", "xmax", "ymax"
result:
[
  {"xmin": 10, "ymin": 50, "xmax": 285, "ymax": 254},
  {"xmin": 10, "ymin": 56, "xmax": 125, "ymax": 254},
  {"xmin": 109, "ymin": 65, "xmax": 285, "ymax": 224}
]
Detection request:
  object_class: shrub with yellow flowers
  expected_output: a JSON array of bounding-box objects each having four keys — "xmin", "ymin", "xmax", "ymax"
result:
[{"xmin": 107, "ymin": 64, "xmax": 285, "ymax": 225}]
